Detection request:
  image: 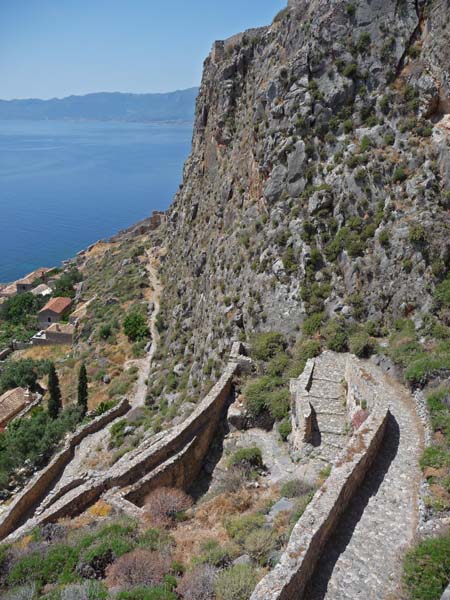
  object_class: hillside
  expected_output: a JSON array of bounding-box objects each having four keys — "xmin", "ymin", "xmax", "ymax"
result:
[
  {"xmin": 0, "ymin": 88, "xmax": 198, "ymax": 122},
  {"xmin": 0, "ymin": 1, "xmax": 449, "ymax": 599}
]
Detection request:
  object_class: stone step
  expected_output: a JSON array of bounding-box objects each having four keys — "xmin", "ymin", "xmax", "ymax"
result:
[
  {"xmin": 307, "ymin": 395, "xmax": 346, "ymax": 412},
  {"xmin": 315, "ymin": 413, "xmax": 347, "ymax": 431},
  {"xmin": 320, "ymin": 432, "xmax": 348, "ymax": 447},
  {"xmin": 308, "ymin": 379, "xmax": 344, "ymax": 398},
  {"xmin": 317, "ymin": 444, "xmax": 342, "ymax": 462}
]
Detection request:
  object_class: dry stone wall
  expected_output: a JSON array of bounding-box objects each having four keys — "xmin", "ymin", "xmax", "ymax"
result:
[
  {"xmin": 0, "ymin": 397, "xmax": 130, "ymax": 540},
  {"xmin": 2, "ymin": 345, "xmax": 247, "ymax": 542},
  {"xmin": 251, "ymin": 407, "xmax": 390, "ymax": 600}
]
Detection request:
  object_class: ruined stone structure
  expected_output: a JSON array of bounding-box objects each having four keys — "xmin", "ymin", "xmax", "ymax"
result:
[
  {"xmin": 0, "ymin": 344, "xmax": 250, "ymax": 543},
  {"xmin": 290, "ymin": 352, "xmax": 350, "ymax": 460},
  {"xmin": 252, "ymin": 353, "xmax": 424, "ymax": 599}
]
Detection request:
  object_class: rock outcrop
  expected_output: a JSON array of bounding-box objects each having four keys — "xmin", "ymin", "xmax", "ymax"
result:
[{"xmin": 153, "ymin": 0, "xmax": 450, "ymax": 391}]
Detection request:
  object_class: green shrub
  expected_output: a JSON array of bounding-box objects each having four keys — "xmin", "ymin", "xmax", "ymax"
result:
[
  {"xmin": 403, "ymin": 533, "xmax": 450, "ymax": 600},
  {"xmin": 266, "ymin": 353, "xmax": 290, "ymax": 377},
  {"xmin": 349, "ymin": 332, "xmax": 374, "ymax": 358},
  {"xmin": 427, "ymin": 387, "xmax": 450, "ymax": 436},
  {"xmin": 244, "ymin": 376, "xmax": 289, "ymax": 421},
  {"xmin": 7, "ymin": 544, "xmax": 79, "ymax": 587},
  {"xmin": 225, "ymin": 513, "xmax": 266, "ymax": 544},
  {"xmin": 343, "ymin": 63, "xmax": 358, "ymax": 78},
  {"xmin": 228, "ymin": 447, "xmax": 263, "ymax": 471},
  {"xmin": 278, "ymin": 418, "xmax": 292, "ymax": 441},
  {"xmin": 251, "ymin": 332, "xmax": 286, "ymax": 361},
  {"xmin": 197, "ymin": 539, "xmax": 229, "ymax": 567},
  {"xmin": 0, "ymin": 406, "xmax": 82, "ymax": 492},
  {"xmin": 324, "ymin": 319, "xmax": 348, "ymax": 352},
  {"xmin": 215, "ymin": 564, "xmax": 259, "ymax": 600},
  {"xmin": 291, "ymin": 492, "xmax": 315, "ymax": 523},
  {"xmin": 116, "ymin": 586, "xmax": 177, "ymax": 600},
  {"xmin": 409, "ymin": 224, "xmax": 426, "ymax": 244},
  {"xmin": 356, "ymin": 32, "xmax": 371, "ymax": 52},
  {"xmin": 243, "ymin": 528, "xmax": 278, "ymax": 565},
  {"xmin": 435, "ymin": 276, "xmax": 450, "ymax": 309},
  {"xmin": 244, "ymin": 376, "xmax": 281, "ymax": 417},
  {"xmin": 405, "ymin": 353, "xmax": 450, "ymax": 386},
  {"xmin": 282, "ymin": 247, "xmax": 297, "ymax": 274},
  {"xmin": 280, "ymin": 479, "xmax": 314, "ymax": 498},
  {"xmin": 123, "ymin": 310, "xmax": 149, "ymax": 342},
  {"xmin": 302, "ymin": 312, "xmax": 325, "ymax": 336},
  {"xmin": 267, "ymin": 388, "xmax": 290, "ymax": 420},
  {"xmin": 393, "ymin": 167, "xmax": 407, "ymax": 182},
  {"xmin": 420, "ymin": 446, "xmax": 450, "ymax": 470},
  {"xmin": 378, "ymin": 230, "xmax": 390, "ymax": 248}
]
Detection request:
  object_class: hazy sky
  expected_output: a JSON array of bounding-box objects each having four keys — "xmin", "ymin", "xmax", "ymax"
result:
[{"xmin": 0, "ymin": 0, "xmax": 286, "ymax": 100}]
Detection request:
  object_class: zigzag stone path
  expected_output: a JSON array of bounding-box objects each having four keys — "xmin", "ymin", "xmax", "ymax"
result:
[{"xmin": 305, "ymin": 359, "xmax": 423, "ymax": 600}]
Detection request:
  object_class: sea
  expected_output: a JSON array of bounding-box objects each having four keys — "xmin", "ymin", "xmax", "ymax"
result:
[{"xmin": 0, "ymin": 119, "xmax": 193, "ymax": 283}]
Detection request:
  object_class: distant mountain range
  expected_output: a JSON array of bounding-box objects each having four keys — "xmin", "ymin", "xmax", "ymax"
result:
[{"xmin": 0, "ymin": 88, "xmax": 198, "ymax": 122}]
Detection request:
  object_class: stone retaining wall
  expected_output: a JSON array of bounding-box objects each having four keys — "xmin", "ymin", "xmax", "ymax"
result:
[
  {"xmin": 250, "ymin": 406, "xmax": 390, "ymax": 600},
  {"xmin": 3, "ymin": 347, "xmax": 247, "ymax": 541},
  {"xmin": 345, "ymin": 359, "xmax": 377, "ymax": 418},
  {"xmin": 289, "ymin": 358, "xmax": 315, "ymax": 450},
  {"xmin": 0, "ymin": 398, "xmax": 130, "ymax": 540}
]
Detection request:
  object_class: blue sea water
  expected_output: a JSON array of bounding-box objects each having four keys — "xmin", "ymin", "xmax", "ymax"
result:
[{"xmin": 0, "ymin": 119, "xmax": 192, "ymax": 283}]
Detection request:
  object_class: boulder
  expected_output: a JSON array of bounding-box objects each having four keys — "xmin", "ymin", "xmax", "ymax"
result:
[{"xmin": 264, "ymin": 165, "xmax": 287, "ymax": 203}]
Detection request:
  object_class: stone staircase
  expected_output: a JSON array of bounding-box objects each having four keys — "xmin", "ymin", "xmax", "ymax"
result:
[
  {"xmin": 291, "ymin": 351, "xmax": 349, "ymax": 462},
  {"xmin": 308, "ymin": 353, "xmax": 349, "ymax": 461}
]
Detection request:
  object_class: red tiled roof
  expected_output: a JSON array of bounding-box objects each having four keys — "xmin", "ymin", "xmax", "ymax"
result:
[{"xmin": 39, "ymin": 297, "xmax": 72, "ymax": 315}]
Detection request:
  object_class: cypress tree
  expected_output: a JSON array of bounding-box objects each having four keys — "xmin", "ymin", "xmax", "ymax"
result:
[
  {"xmin": 47, "ymin": 363, "xmax": 62, "ymax": 419},
  {"xmin": 77, "ymin": 363, "xmax": 88, "ymax": 416}
]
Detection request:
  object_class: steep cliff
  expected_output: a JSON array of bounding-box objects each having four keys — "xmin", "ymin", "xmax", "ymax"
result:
[{"xmin": 151, "ymin": 0, "xmax": 450, "ymax": 396}]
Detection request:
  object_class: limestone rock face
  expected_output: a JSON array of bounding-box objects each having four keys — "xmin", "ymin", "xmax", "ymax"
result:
[{"xmin": 153, "ymin": 0, "xmax": 450, "ymax": 386}]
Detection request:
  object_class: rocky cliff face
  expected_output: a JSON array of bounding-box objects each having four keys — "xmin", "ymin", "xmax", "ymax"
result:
[{"xmin": 153, "ymin": 0, "xmax": 450, "ymax": 392}]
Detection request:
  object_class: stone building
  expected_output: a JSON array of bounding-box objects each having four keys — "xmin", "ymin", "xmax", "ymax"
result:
[{"xmin": 38, "ymin": 297, "xmax": 72, "ymax": 329}]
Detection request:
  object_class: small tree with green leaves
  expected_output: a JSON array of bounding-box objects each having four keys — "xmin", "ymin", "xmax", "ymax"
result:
[
  {"xmin": 47, "ymin": 364, "xmax": 62, "ymax": 419},
  {"xmin": 77, "ymin": 363, "xmax": 88, "ymax": 416}
]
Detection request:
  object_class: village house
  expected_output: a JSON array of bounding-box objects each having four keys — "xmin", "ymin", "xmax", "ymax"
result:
[
  {"xmin": 15, "ymin": 267, "xmax": 52, "ymax": 294},
  {"xmin": 38, "ymin": 297, "xmax": 72, "ymax": 329},
  {"xmin": 0, "ymin": 387, "xmax": 33, "ymax": 431}
]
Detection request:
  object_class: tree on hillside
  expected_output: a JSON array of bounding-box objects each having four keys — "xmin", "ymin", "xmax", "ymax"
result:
[
  {"xmin": 47, "ymin": 364, "xmax": 62, "ymax": 419},
  {"xmin": 123, "ymin": 310, "xmax": 149, "ymax": 342},
  {"xmin": 77, "ymin": 363, "xmax": 88, "ymax": 416}
]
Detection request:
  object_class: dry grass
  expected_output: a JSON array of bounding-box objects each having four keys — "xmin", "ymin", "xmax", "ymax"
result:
[
  {"xmin": 170, "ymin": 485, "xmax": 278, "ymax": 565},
  {"xmin": 88, "ymin": 500, "xmax": 113, "ymax": 518},
  {"xmin": 14, "ymin": 345, "xmax": 70, "ymax": 362}
]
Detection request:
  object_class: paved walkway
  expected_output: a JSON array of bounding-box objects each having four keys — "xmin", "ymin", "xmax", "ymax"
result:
[{"xmin": 305, "ymin": 361, "xmax": 423, "ymax": 600}]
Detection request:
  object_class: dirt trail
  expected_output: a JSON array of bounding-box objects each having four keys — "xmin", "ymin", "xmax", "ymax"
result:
[
  {"xmin": 40, "ymin": 249, "xmax": 163, "ymax": 504},
  {"xmin": 126, "ymin": 249, "xmax": 162, "ymax": 407}
]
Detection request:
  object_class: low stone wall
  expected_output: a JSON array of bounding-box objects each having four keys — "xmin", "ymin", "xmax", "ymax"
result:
[
  {"xmin": 290, "ymin": 358, "xmax": 315, "ymax": 450},
  {"xmin": 3, "ymin": 349, "xmax": 246, "ymax": 541},
  {"xmin": 345, "ymin": 359, "xmax": 377, "ymax": 418},
  {"xmin": 250, "ymin": 407, "xmax": 390, "ymax": 600},
  {"xmin": 0, "ymin": 348, "xmax": 12, "ymax": 361},
  {"xmin": 10, "ymin": 394, "xmax": 42, "ymax": 424},
  {"xmin": 0, "ymin": 398, "xmax": 130, "ymax": 541}
]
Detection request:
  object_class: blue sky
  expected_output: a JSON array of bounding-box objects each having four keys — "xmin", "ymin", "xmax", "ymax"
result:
[{"xmin": 0, "ymin": 0, "xmax": 286, "ymax": 100}]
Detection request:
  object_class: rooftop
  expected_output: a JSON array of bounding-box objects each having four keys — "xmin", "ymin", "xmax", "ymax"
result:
[
  {"xmin": 39, "ymin": 296, "xmax": 72, "ymax": 315},
  {"xmin": 17, "ymin": 267, "xmax": 52, "ymax": 286},
  {"xmin": 31, "ymin": 284, "xmax": 52, "ymax": 297},
  {"xmin": 47, "ymin": 323, "xmax": 74, "ymax": 335},
  {"xmin": 0, "ymin": 387, "xmax": 31, "ymax": 424}
]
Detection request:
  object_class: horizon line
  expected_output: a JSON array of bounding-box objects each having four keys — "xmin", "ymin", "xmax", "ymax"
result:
[{"xmin": 0, "ymin": 86, "xmax": 200, "ymax": 103}]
